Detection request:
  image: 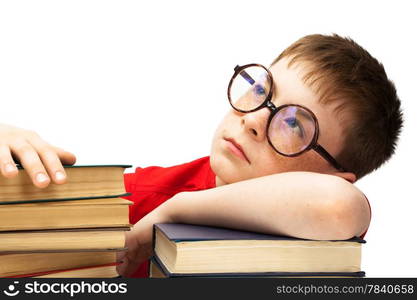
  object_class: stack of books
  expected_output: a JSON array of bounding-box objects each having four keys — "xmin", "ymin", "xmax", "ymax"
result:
[
  {"xmin": 0, "ymin": 165, "xmax": 131, "ymax": 278},
  {"xmin": 150, "ymin": 223, "xmax": 366, "ymax": 278}
]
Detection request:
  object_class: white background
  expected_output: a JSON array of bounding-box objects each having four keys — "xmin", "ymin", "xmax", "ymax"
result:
[{"xmin": 1, "ymin": 0, "xmax": 416, "ymax": 277}]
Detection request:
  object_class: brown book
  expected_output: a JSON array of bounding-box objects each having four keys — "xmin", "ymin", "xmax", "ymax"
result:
[
  {"xmin": 149, "ymin": 259, "xmax": 167, "ymax": 278},
  {"xmin": 0, "ymin": 251, "xmax": 117, "ymax": 278},
  {"xmin": 33, "ymin": 263, "xmax": 119, "ymax": 278},
  {"xmin": 0, "ymin": 227, "xmax": 129, "ymax": 253},
  {"xmin": 0, "ymin": 165, "xmax": 131, "ymax": 204},
  {"xmin": 0, "ymin": 197, "xmax": 132, "ymax": 231},
  {"xmin": 153, "ymin": 223, "xmax": 365, "ymax": 277}
]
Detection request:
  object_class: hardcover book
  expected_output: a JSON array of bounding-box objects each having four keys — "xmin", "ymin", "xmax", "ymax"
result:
[
  {"xmin": 0, "ymin": 251, "xmax": 118, "ymax": 278},
  {"xmin": 0, "ymin": 227, "xmax": 129, "ymax": 253},
  {"xmin": 152, "ymin": 223, "xmax": 365, "ymax": 277},
  {"xmin": 0, "ymin": 165, "xmax": 131, "ymax": 204},
  {"xmin": 0, "ymin": 163, "xmax": 131, "ymax": 278},
  {"xmin": 0, "ymin": 197, "xmax": 131, "ymax": 231}
]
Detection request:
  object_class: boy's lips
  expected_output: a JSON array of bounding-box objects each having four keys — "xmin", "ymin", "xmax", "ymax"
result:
[{"xmin": 224, "ymin": 138, "xmax": 251, "ymax": 164}]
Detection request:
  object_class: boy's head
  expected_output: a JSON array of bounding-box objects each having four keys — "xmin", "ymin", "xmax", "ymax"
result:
[{"xmin": 210, "ymin": 34, "xmax": 403, "ymax": 186}]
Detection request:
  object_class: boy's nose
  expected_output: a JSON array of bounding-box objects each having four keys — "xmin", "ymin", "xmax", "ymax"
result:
[{"xmin": 241, "ymin": 108, "xmax": 271, "ymax": 141}]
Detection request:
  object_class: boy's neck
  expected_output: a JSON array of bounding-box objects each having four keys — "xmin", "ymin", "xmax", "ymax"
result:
[{"xmin": 215, "ymin": 176, "xmax": 226, "ymax": 187}]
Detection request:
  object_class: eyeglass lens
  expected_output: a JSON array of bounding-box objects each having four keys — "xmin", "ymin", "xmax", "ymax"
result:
[
  {"xmin": 230, "ymin": 66, "xmax": 316, "ymax": 155},
  {"xmin": 229, "ymin": 66, "xmax": 272, "ymax": 111}
]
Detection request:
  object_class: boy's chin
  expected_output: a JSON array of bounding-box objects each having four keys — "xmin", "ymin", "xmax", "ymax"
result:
[{"xmin": 209, "ymin": 153, "xmax": 251, "ymax": 185}]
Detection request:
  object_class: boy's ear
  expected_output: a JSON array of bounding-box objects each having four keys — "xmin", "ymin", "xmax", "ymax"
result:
[{"xmin": 333, "ymin": 172, "xmax": 357, "ymax": 183}]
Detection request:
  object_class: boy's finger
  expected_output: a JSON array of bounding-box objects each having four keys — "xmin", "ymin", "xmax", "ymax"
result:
[
  {"xmin": 54, "ymin": 147, "xmax": 77, "ymax": 166},
  {"xmin": 115, "ymin": 258, "xmax": 127, "ymax": 276},
  {"xmin": 28, "ymin": 138, "xmax": 68, "ymax": 184},
  {"xmin": 116, "ymin": 255, "xmax": 138, "ymax": 278},
  {"xmin": 0, "ymin": 144, "xmax": 18, "ymax": 178},
  {"xmin": 9, "ymin": 140, "xmax": 51, "ymax": 188}
]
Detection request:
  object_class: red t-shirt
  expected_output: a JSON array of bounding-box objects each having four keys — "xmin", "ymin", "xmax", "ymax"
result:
[
  {"xmin": 121, "ymin": 156, "xmax": 216, "ymax": 277},
  {"xmin": 121, "ymin": 156, "xmax": 370, "ymax": 277}
]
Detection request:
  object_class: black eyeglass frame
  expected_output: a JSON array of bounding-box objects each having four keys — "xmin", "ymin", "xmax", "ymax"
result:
[{"xmin": 227, "ymin": 63, "xmax": 347, "ymax": 173}]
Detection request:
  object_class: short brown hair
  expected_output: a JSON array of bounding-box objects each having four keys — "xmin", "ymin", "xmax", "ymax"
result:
[{"xmin": 272, "ymin": 34, "xmax": 403, "ymax": 179}]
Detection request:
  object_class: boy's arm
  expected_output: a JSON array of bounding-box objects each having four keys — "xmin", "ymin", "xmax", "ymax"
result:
[
  {"xmin": 169, "ymin": 171, "xmax": 370, "ymax": 240},
  {"xmin": 117, "ymin": 171, "xmax": 370, "ymax": 276},
  {"xmin": 174, "ymin": 172, "xmax": 370, "ymax": 239}
]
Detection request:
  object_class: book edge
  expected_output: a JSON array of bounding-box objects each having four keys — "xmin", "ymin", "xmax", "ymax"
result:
[
  {"xmin": 0, "ymin": 226, "xmax": 131, "ymax": 234},
  {"xmin": 5, "ymin": 262, "xmax": 121, "ymax": 278},
  {"xmin": 0, "ymin": 193, "xmax": 132, "ymax": 205},
  {"xmin": 0, "ymin": 247, "xmax": 128, "ymax": 255},
  {"xmin": 150, "ymin": 256, "xmax": 366, "ymax": 278},
  {"xmin": 16, "ymin": 165, "xmax": 132, "ymax": 170},
  {"xmin": 155, "ymin": 223, "xmax": 366, "ymax": 244}
]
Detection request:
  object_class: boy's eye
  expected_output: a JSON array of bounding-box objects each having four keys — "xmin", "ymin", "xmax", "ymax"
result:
[
  {"xmin": 253, "ymin": 84, "xmax": 266, "ymax": 96},
  {"xmin": 284, "ymin": 117, "xmax": 305, "ymax": 138}
]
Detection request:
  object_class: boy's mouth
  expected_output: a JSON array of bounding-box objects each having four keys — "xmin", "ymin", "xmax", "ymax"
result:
[{"xmin": 223, "ymin": 138, "xmax": 251, "ymax": 164}]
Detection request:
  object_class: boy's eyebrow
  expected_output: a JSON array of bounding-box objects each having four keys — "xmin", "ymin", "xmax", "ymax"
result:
[
  {"xmin": 270, "ymin": 78, "xmax": 309, "ymax": 120},
  {"xmin": 296, "ymin": 107, "xmax": 313, "ymax": 120}
]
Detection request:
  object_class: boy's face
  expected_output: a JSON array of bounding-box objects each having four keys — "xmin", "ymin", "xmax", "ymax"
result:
[{"xmin": 210, "ymin": 56, "xmax": 351, "ymax": 186}]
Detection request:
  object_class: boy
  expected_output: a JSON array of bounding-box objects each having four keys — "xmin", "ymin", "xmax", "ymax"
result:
[{"xmin": 0, "ymin": 34, "xmax": 403, "ymax": 277}]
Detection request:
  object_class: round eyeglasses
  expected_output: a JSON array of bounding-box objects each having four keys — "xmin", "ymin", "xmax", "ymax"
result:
[{"xmin": 227, "ymin": 63, "xmax": 347, "ymax": 172}]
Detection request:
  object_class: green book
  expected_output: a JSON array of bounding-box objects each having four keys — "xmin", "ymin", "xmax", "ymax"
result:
[
  {"xmin": 0, "ymin": 165, "xmax": 131, "ymax": 204},
  {"xmin": 0, "ymin": 197, "xmax": 132, "ymax": 231}
]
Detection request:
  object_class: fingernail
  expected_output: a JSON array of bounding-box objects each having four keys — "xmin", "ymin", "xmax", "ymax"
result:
[
  {"xmin": 36, "ymin": 173, "xmax": 49, "ymax": 183},
  {"xmin": 55, "ymin": 171, "xmax": 66, "ymax": 181},
  {"xmin": 5, "ymin": 163, "xmax": 16, "ymax": 173}
]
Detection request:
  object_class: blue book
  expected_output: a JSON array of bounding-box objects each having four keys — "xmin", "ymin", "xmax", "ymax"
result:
[{"xmin": 151, "ymin": 223, "xmax": 365, "ymax": 278}]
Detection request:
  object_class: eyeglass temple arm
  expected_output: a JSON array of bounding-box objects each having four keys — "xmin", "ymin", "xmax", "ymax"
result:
[
  {"xmin": 314, "ymin": 144, "xmax": 347, "ymax": 172},
  {"xmin": 235, "ymin": 65, "xmax": 255, "ymax": 85}
]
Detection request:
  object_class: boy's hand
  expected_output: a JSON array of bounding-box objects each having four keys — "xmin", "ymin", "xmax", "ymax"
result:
[
  {"xmin": 116, "ymin": 200, "xmax": 175, "ymax": 277},
  {"xmin": 0, "ymin": 123, "xmax": 77, "ymax": 188},
  {"xmin": 116, "ymin": 223, "xmax": 153, "ymax": 277}
]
